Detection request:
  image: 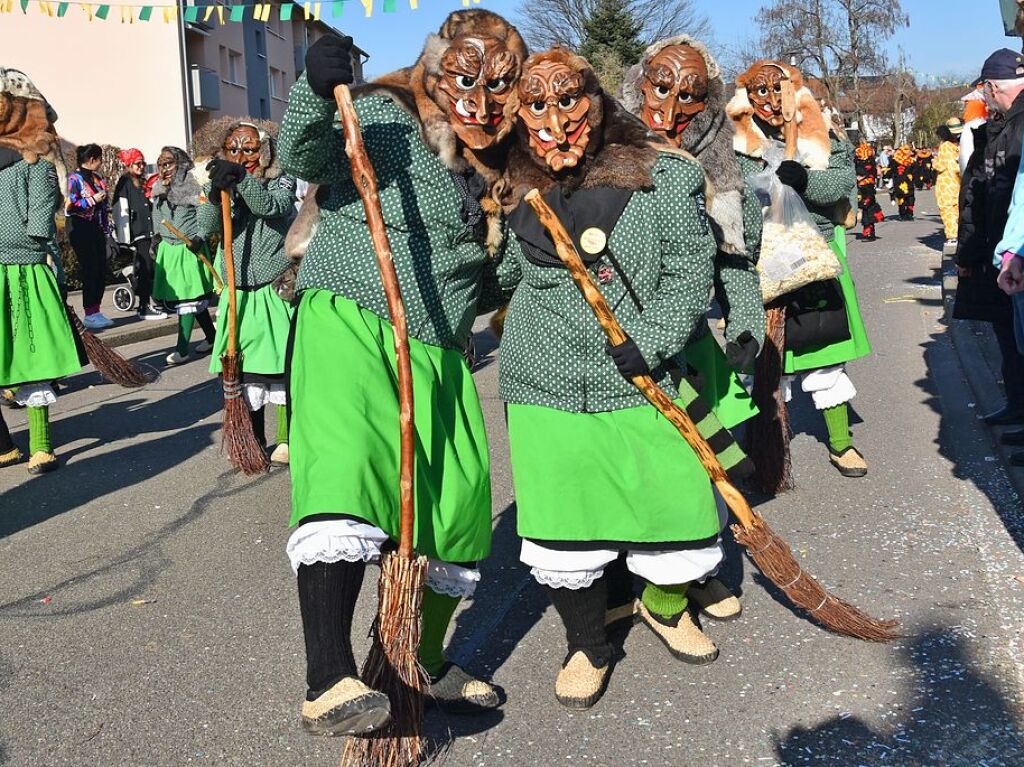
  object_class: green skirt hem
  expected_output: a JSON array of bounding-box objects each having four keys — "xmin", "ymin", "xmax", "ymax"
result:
[
  {"xmin": 209, "ymin": 283, "xmax": 293, "ymax": 376},
  {"xmin": 153, "ymin": 240, "xmax": 215, "ymax": 303}
]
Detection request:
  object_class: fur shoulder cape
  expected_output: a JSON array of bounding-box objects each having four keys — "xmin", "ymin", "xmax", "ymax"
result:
[
  {"xmin": 725, "ymin": 62, "xmax": 831, "ymax": 171},
  {"xmin": 620, "ymin": 35, "xmax": 745, "ymax": 254}
]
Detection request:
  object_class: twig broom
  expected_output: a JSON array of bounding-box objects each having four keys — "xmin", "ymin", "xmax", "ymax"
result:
[
  {"xmin": 63, "ymin": 303, "xmax": 151, "ymax": 387},
  {"xmin": 332, "ymin": 83, "xmax": 429, "ymax": 767},
  {"xmin": 524, "ymin": 189, "xmax": 898, "ymax": 642},
  {"xmin": 218, "ymin": 190, "xmax": 269, "ymax": 475},
  {"xmin": 746, "ymin": 74, "xmax": 800, "ymax": 495}
]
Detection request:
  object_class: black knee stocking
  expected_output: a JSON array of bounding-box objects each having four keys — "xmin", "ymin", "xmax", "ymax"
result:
[
  {"xmin": 544, "ymin": 575, "xmax": 613, "ymax": 667},
  {"xmin": 195, "ymin": 309, "xmax": 216, "ymax": 343},
  {"xmin": 297, "ymin": 559, "xmax": 366, "ymax": 699},
  {"xmin": 249, "ymin": 406, "xmax": 266, "ymax": 446},
  {"xmin": 604, "ymin": 553, "xmax": 635, "ymax": 610},
  {"xmin": 0, "ymin": 409, "xmax": 14, "ymax": 454}
]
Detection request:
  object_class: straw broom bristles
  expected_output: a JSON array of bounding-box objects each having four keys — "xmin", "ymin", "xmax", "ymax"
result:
[
  {"xmin": 745, "ymin": 303, "xmax": 794, "ymax": 494},
  {"xmin": 217, "ymin": 190, "xmax": 268, "ymax": 476},
  {"xmin": 64, "ymin": 303, "xmax": 152, "ymax": 387},
  {"xmin": 524, "ymin": 188, "xmax": 898, "ymax": 643}
]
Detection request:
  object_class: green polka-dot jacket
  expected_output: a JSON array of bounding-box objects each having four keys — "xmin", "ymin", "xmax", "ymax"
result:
[
  {"xmin": 152, "ymin": 196, "xmax": 199, "ymax": 246},
  {"xmin": 737, "ymin": 137, "xmax": 856, "ymax": 243},
  {"xmin": 198, "ymin": 173, "xmax": 295, "ymax": 288},
  {"xmin": 497, "ymin": 152, "xmax": 718, "ymax": 414},
  {"xmin": 278, "ymin": 76, "xmax": 496, "ymax": 351},
  {"xmin": 0, "ymin": 159, "xmax": 60, "ymax": 266}
]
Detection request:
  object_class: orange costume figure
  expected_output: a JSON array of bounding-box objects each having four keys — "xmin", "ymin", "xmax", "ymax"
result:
[
  {"xmin": 891, "ymin": 145, "xmax": 916, "ymax": 220},
  {"xmin": 934, "ymin": 118, "xmax": 963, "ymax": 246},
  {"xmin": 854, "ymin": 143, "xmax": 884, "ymax": 240}
]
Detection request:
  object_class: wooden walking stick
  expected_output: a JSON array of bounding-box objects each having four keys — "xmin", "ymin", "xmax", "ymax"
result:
[
  {"xmin": 217, "ymin": 190, "xmax": 269, "ymax": 475},
  {"xmin": 524, "ymin": 189, "xmax": 898, "ymax": 642},
  {"xmin": 333, "ymin": 83, "xmax": 428, "ymax": 767},
  {"xmin": 159, "ymin": 219, "xmax": 225, "ymax": 293},
  {"xmin": 747, "ymin": 74, "xmax": 798, "ymax": 495}
]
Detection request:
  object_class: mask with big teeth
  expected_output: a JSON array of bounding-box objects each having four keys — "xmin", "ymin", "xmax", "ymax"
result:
[
  {"xmin": 435, "ymin": 35, "xmax": 519, "ymax": 150},
  {"xmin": 744, "ymin": 63, "xmax": 788, "ymax": 130},
  {"xmin": 223, "ymin": 124, "xmax": 262, "ymax": 175},
  {"xmin": 640, "ymin": 45, "xmax": 708, "ymax": 146},
  {"xmin": 518, "ymin": 58, "xmax": 591, "ymax": 172}
]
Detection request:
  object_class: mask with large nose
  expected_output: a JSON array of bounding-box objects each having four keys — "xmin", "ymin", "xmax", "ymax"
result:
[
  {"xmin": 517, "ymin": 53, "xmax": 592, "ymax": 172},
  {"xmin": 742, "ymin": 62, "xmax": 789, "ymax": 130},
  {"xmin": 435, "ymin": 35, "xmax": 520, "ymax": 150},
  {"xmin": 639, "ymin": 44, "xmax": 708, "ymax": 146}
]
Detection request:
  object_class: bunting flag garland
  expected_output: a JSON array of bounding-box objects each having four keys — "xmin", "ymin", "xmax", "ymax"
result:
[{"xmin": 1, "ymin": 0, "xmax": 472, "ymax": 19}]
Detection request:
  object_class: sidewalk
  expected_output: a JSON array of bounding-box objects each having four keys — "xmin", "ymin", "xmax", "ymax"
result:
[
  {"xmin": 67, "ymin": 283, "xmax": 218, "ymax": 349},
  {"xmin": 942, "ymin": 246, "xmax": 1024, "ymax": 502}
]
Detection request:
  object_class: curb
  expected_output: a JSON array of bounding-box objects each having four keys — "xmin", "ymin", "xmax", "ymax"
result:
[
  {"xmin": 95, "ymin": 319, "xmax": 179, "ymax": 349},
  {"xmin": 942, "ymin": 255, "xmax": 1024, "ymax": 502}
]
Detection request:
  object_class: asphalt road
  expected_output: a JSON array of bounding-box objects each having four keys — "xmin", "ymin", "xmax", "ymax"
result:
[{"xmin": 2, "ymin": 190, "xmax": 1023, "ymax": 767}]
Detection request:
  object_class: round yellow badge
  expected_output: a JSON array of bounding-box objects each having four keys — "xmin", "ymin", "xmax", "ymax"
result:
[{"xmin": 579, "ymin": 227, "xmax": 607, "ymax": 255}]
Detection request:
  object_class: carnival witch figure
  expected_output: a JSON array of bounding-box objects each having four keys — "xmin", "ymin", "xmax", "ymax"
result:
[
  {"xmin": 934, "ymin": 118, "xmax": 963, "ymax": 250},
  {"xmin": 891, "ymin": 144, "xmax": 916, "ymax": 220},
  {"xmin": 728, "ymin": 61, "xmax": 872, "ymax": 479},
  {"xmin": 195, "ymin": 118, "xmax": 295, "ymax": 466},
  {"xmin": 151, "ymin": 146, "xmax": 217, "ymax": 366},
  {"xmin": 497, "ymin": 46, "xmax": 741, "ymax": 708},
  {"xmin": 617, "ymin": 35, "xmax": 766, "ymax": 623},
  {"xmin": 854, "ymin": 142, "xmax": 884, "ymax": 241},
  {"xmin": 278, "ymin": 10, "xmax": 525, "ymax": 739},
  {"xmin": 0, "ymin": 66, "xmax": 80, "ymax": 474}
]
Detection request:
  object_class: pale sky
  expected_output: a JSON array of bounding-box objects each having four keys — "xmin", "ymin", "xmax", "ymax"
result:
[{"xmin": 332, "ymin": 0, "xmax": 1014, "ymax": 84}]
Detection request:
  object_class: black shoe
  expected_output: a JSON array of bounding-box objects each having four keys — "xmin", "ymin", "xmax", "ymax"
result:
[
  {"xmin": 982, "ymin": 407, "xmax": 1024, "ymax": 426},
  {"xmin": 1001, "ymin": 429, "xmax": 1024, "ymax": 447},
  {"xmin": 1010, "ymin": 451, "xmax": 1024, "ymax": 467}
]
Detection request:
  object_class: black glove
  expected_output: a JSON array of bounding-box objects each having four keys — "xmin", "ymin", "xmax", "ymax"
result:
[
  {"xmin": 305, "ymin": 35, "xmax": 354, "ymax": 100},
  {"xmin": 725, "ymin": 330, "xmax": 759, "ymax": 373},
  {"xmin": 207, "ymin": 160, "xmax": 246, "ymax": 193},
  {"xmin": 776, "ymin": 160, "xmax": 809, "ymax": 194},
  {"xmin": 605, "ymin": 336, "xmax": 650, "ymax": 380},
  {"xmin": 186, "ymin": 235, "xmax": 208, "ymax": 255}
]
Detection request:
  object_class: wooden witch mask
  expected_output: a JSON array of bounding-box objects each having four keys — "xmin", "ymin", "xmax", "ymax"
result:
[{"xmin": 639, "ymin": 44, "xmax": 709, "ymax": 146}]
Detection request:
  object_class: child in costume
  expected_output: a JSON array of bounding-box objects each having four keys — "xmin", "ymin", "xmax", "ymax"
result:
[
  {"xmin": 0, "ymin": 66, "xmax": 80, "ymax": 474},
  {"xmin": 934, "ymin": 118, "xmax": 963, "ymax": 249},
  {"xmin": 196, "ymin": 119, "xmax": 295, "ymax": 464},
  {"xmin": 151, "ymin": 146, "xmax": 216, "ymax": 366},
  {"xmin": 854, "ymin": 142, "xmax": 884, "ymax": 241},
  {"xmin": 278, "ymin": 10, "xmax": 525, "ymax": 735},
  {"xmin": 497, "ymin": 47, "xmax": 728, "ymax": 709},
  {"xmin": 728, "ymin": 61, "xmax": 872, "ymax": 478},
  {"xmin": 891, "ymin": 145, "xmax": 916, "ymax": 220}
]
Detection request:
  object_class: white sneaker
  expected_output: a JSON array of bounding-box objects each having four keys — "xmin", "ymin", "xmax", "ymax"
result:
[
  {"xmin": 270, "ymin": 443, "xmax": 289, "ymax": 465},
  {"xmin": 83, "ymin": 312, "xmax": 114, "ymax": 330},
  {"xmin": 138, "ymin": 306, "xmax": 168, "ymax": 321},
  {"xmin": 195, "ymin": 339, "xmax": 214, "ymax": 354},
  {"xmin": 166, "ymin": 351, "xmax": 189, "ymax": 365}
]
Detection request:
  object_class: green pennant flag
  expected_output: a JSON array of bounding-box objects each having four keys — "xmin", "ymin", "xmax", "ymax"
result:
[
  {"xmin": 19, "ymin": 0, "xmax": 28, "ymax": 12},
  {"xmin": 331, "ymin": 0, "xmax": 343, "ymax": 16},
  {"xmin": 229, "ymin": 3, "xmax": 244, "ymax": 21},
  {"xmin": 56, "ymin": 1, "xmax": 68, "ymax": 15},
  {"xmin": 183, "ymin": 5, "xmax": 198, "ymax": 21},
  {"xmin": 95, "ymin": 4, "xmax": 109, "ymax": 18},
  {"xmin": 138, "ymin": 4, "xmax": 151, "ymax": 19},
  {"xmin": 382, "ymin": 0, "xmax": 395, "ymax": 11},
  {"xmin": 279, "ymin": 2, "xmax": 292, "ymax": 19}
]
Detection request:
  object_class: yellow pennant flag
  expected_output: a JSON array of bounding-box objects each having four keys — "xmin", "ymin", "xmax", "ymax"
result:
[
  {"xmin": 203, "ymin": 4, "xmax": 214, "ymax": 20},
  {"xmin": 409, "ymin": 0, "xmax": 418, "ymax": 7},
  {"xmin": 162, "ymin": 4, "xmax": 175, "ymax": 22},
  {"xmin": 360, "ymin": 0, "xmax": 371, "ymax": 16},
  {"xmin": 312, "ymin": 1, "xmax": 320, "ymax": 19},
  {"xmin": 303, "ymin": 1, "xmax": 310, "ymax": 17},
  {"xmin": 216, "ymin": 4, "xmax": 223, "ymax": 23},
  {"xmin": 80, "ymin": 3, "xmax": 93, "ymax": 20}
]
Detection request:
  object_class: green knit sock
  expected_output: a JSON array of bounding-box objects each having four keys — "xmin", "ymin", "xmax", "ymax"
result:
[
  {"xmin": 641, "ymin": 581, "xmax": 689, "ymax": 619},
  {"xmin": 176, "ymin": 314, "xmax": 196, "ymax": 356},
  {"xmin": 276, "ymin": 404, "xmax": 288, "ymax": 445},
  {"xmin": 28, "ymin": 406, "xmax": 51, "ymax": 455},
  {"xmin": 823, "ymin": 404, "xmax": 852, "ymax": 453},
  {"xmin": 419, "ymin": 587, "xmax": 461, "ymax": 677}
]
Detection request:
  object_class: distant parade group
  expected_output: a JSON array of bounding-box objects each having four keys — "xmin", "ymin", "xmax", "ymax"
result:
[{"xmin": 10, "ymin": 6, "xmax": 965, "ymax": 755}]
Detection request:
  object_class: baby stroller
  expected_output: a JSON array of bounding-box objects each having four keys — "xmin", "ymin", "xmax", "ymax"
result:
[{"xmin": 110, "ymin": 242, "xmax": 139, "ymax": 314}]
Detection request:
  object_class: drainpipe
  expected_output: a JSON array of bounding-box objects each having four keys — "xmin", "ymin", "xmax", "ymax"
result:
[{"xmin": 177, "ymin": 0, "xmax": 194, "ymax": 150}]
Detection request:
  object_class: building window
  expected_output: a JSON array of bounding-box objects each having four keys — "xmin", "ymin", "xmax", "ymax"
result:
[
  {"xmin": 269, "ymin": 67, "xmax": 280, "ymax": 98},
  {"xmin": 221, "ymin": 47, "xmax": 243, "ymax": 86},
  {"xmin": 254, "ymin": 27, "xmax": 266, "ymax": 58},
  {"xmin": 259, "ymin": 97, "xmax": 269, "ymax": 119}
]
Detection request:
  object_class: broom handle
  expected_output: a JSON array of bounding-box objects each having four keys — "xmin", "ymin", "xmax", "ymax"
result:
[
  {"xmin": 334, "ymin": 84, "xmax": 416, "ymax": 558},
  {"xmin": 220, "ymin": 190, "xmax": 239, "ymax": 357},
  {"xmin": 523, "ymin": 189, "xmax": 757, "ymax": 530},
  {"xmin": 159, "ymin": 219, "xmax": 224, "ymax": 292}
]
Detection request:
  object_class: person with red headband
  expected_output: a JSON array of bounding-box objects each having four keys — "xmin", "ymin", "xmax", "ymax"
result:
[{"xmin": 113, "ymin": 148, "xmax": 165, "ymax": 320}]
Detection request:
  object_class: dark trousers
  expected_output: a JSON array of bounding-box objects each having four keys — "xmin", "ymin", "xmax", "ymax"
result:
[
  {"xmin": 68, "ymin": 218, "xmax": 106, "ymax": 312},
  {"xmin": 993, "ymin": 316, "xmax": 1024, "ymax": 411},
  {"xmin": 132, "ymin": 237, "xmax": 154, "ymax": 309}
]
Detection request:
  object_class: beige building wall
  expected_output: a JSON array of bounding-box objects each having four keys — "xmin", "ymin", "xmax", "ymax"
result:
[
  {"xmin": 187, "ymin": 19, "xmax": 251, "ymax": 130},
  {"xmin": 2, "ymin": 11, "xmax": 188, "ymax": 163}
]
